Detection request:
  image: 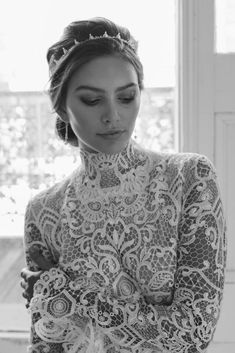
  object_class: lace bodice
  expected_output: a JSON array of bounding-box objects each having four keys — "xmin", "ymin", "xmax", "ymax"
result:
[{"xmin": 24, "ymin": 141, "xmax": 227, "ymax": 353}]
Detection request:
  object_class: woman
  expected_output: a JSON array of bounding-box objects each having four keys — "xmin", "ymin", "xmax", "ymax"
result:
[{"xmin": 21, "ymin": 17, "xmax": 227, "ymax": 353}]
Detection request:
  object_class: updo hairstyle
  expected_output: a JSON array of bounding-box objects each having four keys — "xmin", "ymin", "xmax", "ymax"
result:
[{"xmin": 46, "ymin": 17, "xmax": 144, "ymax": 146}]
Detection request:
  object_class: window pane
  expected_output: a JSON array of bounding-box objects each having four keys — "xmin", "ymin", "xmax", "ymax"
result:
[
  {"xmin": 216, "ymin": 0, "xmax": 235, "ymax": 53},
  {"xmin": 0, "ymin": 0, "xmax": 176, "ymax": 331}
]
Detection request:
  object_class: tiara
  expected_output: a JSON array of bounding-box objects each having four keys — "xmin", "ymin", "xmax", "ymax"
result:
[{"xmin": 51, "ymin": 31, "xmax": 137, "ymax": 68}]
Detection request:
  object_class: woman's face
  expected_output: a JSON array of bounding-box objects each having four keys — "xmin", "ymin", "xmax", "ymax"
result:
[{"xmin": 64, "ymin": 55, "xmax": 141, "ymax": 154}]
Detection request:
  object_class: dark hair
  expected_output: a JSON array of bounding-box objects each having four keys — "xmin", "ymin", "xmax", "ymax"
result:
[{"xmin": 47, "ymin": 17, "xmax": 144, "ymax": 146}]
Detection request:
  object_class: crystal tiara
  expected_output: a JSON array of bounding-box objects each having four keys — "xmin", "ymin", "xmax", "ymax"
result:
[{"xmin": 51, "ymin": 31, "xmax": 137, "ymax": 67}]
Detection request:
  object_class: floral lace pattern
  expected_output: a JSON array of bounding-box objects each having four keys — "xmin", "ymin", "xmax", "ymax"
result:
[{"xmin": 24, "ymin": 141, "xmax": 227, "ymax": 353}]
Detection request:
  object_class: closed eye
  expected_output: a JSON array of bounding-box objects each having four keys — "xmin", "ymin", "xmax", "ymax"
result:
[
  {"xmin": 119, "ymin": 96, "xmax": 135, "ymax": 104},
  {"xmin": 80, "ymin": 98, "xmax": 101, "ymax": 106},
  {"xmin": 80, "ymin": 93, "xmax": 136, "ymax": 106}
]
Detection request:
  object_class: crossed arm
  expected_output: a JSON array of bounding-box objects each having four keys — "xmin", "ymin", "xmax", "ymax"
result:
[{"xmin": 21, "ymin": 156, "xmax": 227, "ymax": 352}]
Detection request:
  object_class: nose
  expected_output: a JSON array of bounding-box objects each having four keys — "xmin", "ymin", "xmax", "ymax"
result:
[{"xmin": 101, "ymin": 101, "xmax": 120, "ymax": 125}]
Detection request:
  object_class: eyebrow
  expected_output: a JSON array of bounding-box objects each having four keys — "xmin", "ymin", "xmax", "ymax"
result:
[{"xmin": 75, "ymin": 83, "xmax": 138, "ymax": 93}]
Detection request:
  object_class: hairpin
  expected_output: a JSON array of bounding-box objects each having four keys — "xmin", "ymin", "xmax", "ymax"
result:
[{"xmin": 51, "ymin": 32, "xmax": 136, "ymax": 67}]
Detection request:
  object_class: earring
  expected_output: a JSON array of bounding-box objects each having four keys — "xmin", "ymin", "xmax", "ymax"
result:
[
  {"xmin": 65, "ymin": 122, "xmax": 69, "ymax": 144},
  {"xmin": 133, "ymin": 128, "xmax": 138, "ymax": 141}
]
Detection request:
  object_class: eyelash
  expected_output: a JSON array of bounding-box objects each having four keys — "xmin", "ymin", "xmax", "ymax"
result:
[{"xmin": 80, "ymin": 96, "xmax": 135, "ymax": 106}]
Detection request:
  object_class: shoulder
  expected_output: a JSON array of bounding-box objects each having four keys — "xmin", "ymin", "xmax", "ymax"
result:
[
  {"xmin": 26, "ymin": 172, "xmax": 75, "ymax": 214},
  {"xmin": 160, "ymin": 153, "xmax": 219, "ymax": 202},
  {"xmin": 147, "ymin": 149, "xmax": 216, "ymax": 178},
  {"xmin": 138, "ymin": 145, "xmax": 218, "ymax": 187},
  {"xmin": 168, "ymin": 152, "xmax": 216, "ymax": 181}
]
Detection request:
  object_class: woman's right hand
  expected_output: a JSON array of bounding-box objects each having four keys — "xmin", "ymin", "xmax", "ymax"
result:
[
  {"xmin": 20, "ymin": 246, "xmax": 56, "ymax": 308},
  {"xmin": 20, "ymin": 268, "xmax": 43, "ymax": 307}
]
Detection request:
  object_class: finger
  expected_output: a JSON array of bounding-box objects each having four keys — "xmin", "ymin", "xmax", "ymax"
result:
[
  {"xmin": 20, "ymin": 268, "xmax": 28, "ymax": 279},
  {"xmin": 29, "ymin": 246, "xmax": 55, "ymax": 270},
  {"xmin": 22, "ymin": 291, "xmax": 29, "ymax": 300},
  {"xmin": 20, "ymin": 268, "xmax": 39, "ymax": 281},
  {"xmin": 20, "ymin": 279, "xmax": 27, "ymax": 290}
]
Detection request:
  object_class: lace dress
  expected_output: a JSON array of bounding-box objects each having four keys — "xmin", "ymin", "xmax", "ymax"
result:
[{"xmin": 24, "ymin": 140, "xmax": 227, "ymax": 353}]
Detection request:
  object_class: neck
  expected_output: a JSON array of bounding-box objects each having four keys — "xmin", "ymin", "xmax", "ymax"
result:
[{"xmin": 79, "ymin": 140, "xmax": 132, "ymax": 171}]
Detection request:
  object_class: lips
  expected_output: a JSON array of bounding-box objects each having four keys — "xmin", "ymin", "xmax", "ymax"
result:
[
  {"xmin": 98, "ymin": 130, "xmax": 125, "ymax": 135},
  {"xmin": 97, "ymin": 130, "xmax": 125, "ymax": 139}
]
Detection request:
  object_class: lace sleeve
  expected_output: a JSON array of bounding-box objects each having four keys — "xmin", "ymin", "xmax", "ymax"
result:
[
  {"xmin": 29, "ymin": 155, "xmax": 227, "ymax": 352},
  {"xmin": 24, "ymin": 201, "xmax": 66, "ymax": 353},
  {"xmin": 24, "ymin": 200, "xmax": 56, "ymax": 271}
]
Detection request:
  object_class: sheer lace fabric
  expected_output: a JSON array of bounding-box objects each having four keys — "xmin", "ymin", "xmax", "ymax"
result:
[{"xmin": 24, "ymin": 141, "xmax": 227, "ymax": 353}]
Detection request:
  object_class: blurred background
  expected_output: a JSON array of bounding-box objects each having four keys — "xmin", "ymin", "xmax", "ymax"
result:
[{"xmin": 0, "ymin": 1, "xmax": 235, "ymax": 352}]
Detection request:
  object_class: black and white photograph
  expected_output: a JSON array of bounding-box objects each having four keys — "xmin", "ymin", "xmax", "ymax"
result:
[{"xmin": 0, "ymin": 1, "xmax": 233, "ymax": 352}]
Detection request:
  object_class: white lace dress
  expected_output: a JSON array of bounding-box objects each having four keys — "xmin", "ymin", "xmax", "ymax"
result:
[{"xmin": 24, "ymin": 140, "xmax": 227, "ymax": 353}]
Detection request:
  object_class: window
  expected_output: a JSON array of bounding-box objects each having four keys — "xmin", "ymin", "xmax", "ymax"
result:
[
  {"xmin": 0, "ymin": 0, "xmax": 176, "ymax": 334},
  {"xmin": 215, "ymin": 0, "xmax": 235, "ymax": 53}
]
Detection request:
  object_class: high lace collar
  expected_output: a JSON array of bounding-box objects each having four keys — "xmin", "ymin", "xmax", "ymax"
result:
[
  {"xmin": 75, "ymin": 139, "xmax": 150, "ymax": 195},
  {"xmin": 78, "ymin": 140, "xmax": 135, "ymax": 176}
]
